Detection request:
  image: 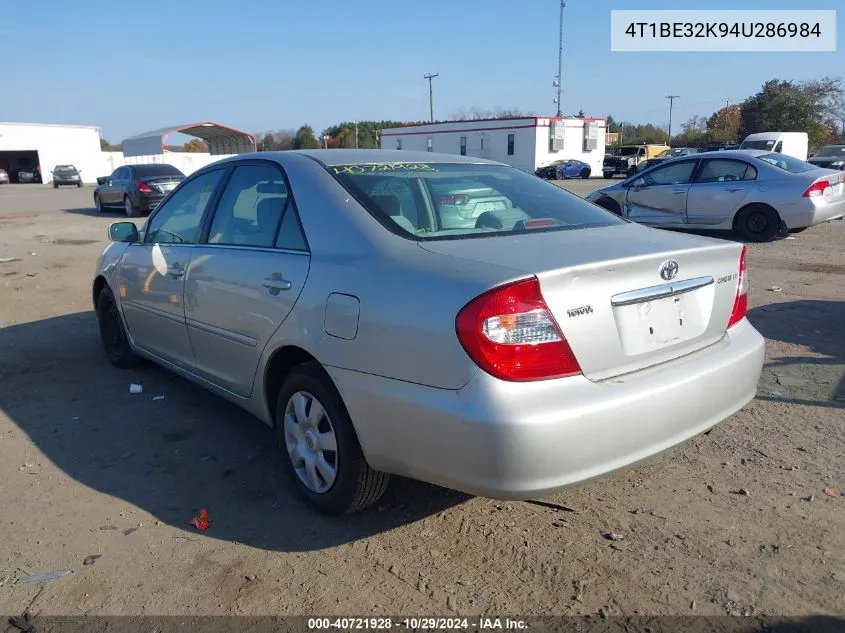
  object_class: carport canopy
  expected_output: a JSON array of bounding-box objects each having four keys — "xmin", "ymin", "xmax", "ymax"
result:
[{"xmin": 121, "ymin": 121, "xmax": 257, "ymax": 157}]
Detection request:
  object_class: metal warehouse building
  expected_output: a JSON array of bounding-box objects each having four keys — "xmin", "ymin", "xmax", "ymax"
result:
[
  {"xmin": 380, "ymin": 117, "xmax": 606, "ymax": 175},
  {"xmin": 0, "ymin": 122, "xmax": 103, "ymax": 184}
]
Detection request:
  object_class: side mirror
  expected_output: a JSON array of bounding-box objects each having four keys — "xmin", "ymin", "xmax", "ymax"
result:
[
  {"xmin": 808, "ymin": 153, "xmax": 815, "ymax": 159},
  {"xmin": 97, "ymin": 176, "xmax": 109, "ymax": 185},
  {"xmin": 632, "ymin": 178, "xmax": 646, "ymax": 189},
  {"xmin": 109, "ymin": 221, "xmax": 139, "ymax": 243}
]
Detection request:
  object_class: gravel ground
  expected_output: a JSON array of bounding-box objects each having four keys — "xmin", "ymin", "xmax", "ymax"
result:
[{"xmin": 0, "ymin": 182, "xmax": 842, "ymax": 619}]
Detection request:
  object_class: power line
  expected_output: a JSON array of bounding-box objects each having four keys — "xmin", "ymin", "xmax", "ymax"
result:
[
  {"xmin": 665, "ymin": 95, "xmax": 680, "ymax": 143},
  {"xmin": 424, "ymin": 73, "xmax": 439, "ymax": 123}
]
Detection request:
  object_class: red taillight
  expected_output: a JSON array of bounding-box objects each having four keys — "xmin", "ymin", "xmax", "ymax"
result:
[
  {"xmin": 802, "ymin": 180, "xmax": 830, "ymax": 198},
  {"xmin": 136, "ymin": 182, "xmax": 153, "ymax": 193},
  {"xmin": 455, "ymin": 277, "xmax": 582, "ymax": 381},
  {"xmin": 728, "ymin": 245, "xmax": 749, "ymax": 328}
]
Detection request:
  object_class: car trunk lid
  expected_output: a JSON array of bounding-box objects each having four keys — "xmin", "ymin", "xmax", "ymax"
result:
[
  {"xmin": 420, "ymin": 223, "xmax": 745, "ymax": 381},
  {"xmin": 139, "ymin": 175, "xmax": 184, "ymax": 194}
]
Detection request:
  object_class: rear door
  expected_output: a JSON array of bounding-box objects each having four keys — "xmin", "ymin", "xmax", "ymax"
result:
[
  {"xmin": 184, "ymin": 162, "xmax": 310, "ymax": 397},
  {"xmin": 686, "ymin": 159, "xmax": 757, "ymax": 226},
  {"xmin": 118, "ymin": 168, "xmax": 227, "ymax": 368},
  {"xmin": 625, "ymin": 159, "xmax": 698, "ymax": 225}
]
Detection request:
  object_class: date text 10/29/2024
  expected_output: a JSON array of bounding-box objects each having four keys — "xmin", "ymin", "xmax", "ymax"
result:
[{"xmin": 308, "ymin": 617, "xmax": 528, "ymax": 630}]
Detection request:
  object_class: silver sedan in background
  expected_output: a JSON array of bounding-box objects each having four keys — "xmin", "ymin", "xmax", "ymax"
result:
[
  {"xmin": 586, "ymin": 150, "xmax": 845, "ymax": 242},
  {"xmin": 93, "ymin": 150, "xmax": 764, "ymax": 515}
]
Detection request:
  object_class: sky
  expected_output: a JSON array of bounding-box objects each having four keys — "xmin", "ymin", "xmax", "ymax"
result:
[{"xmin": 1, "ymin": 0, "xmax": 842, "ymax": 142}]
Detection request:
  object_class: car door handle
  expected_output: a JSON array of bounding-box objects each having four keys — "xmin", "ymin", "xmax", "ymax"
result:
[
  {"xmin": 168, "ymin": 265, "xmax": 185, "ymax": 277},
  {"xmin": 263, "ymin": 277, "xmax": 292, "ymax": 291},
  {"xmin": 725, "ymin": 187, "xmax": 743, "ymax": 192},
  {"xmin": 672, "ymin": 190, "xmax": 687, "ymax": 195}
]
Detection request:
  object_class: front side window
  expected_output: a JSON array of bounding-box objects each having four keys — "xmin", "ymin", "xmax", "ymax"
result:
[
  {"xmin": 507, "ymin": 134, "xmax": 515, "ymax": 156},
  {"xmin": 144, "ymin": 169, "xmax": 224, "ymax": 244},
  {"xmin": 696, "ymin": 159, "xmax": 757, "ymax": 183},
  {"xmin": 208, "ymin": 164, "xmax": 292, "ymax": 247},
  {"xmin": 640, "ymin": 160, "xmax": 697, "ymax": 186},
  {"xmin": 328, "ymin": 162, "xmax": 625, "ymax": 241}
]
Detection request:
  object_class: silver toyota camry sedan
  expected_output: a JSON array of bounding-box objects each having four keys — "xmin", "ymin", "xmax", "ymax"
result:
[
  {"xmin": 585, "ymin": 150, "xmax": 845, "ymax": 242},
  {"xmin": 93, "ymin": 150, "xmax": 765, "ymax": 515}
]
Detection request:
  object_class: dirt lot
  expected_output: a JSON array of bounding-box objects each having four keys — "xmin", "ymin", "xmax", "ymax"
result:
[{"xmin": 0, "ymin": 181, "xmax": 843, "ymax": 619}]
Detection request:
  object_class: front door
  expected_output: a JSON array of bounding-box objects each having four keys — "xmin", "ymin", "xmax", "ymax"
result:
[
  {"xmin": 101, "ymin": 166, "xmax": 129, "ymax": 205},
  {"xmin": 686, "ymin": 158, "xmax": 757, "ymax": 226},
  {"xmin": 118, "ymin": 168, "xmax": 226, "ymax": 368},
  {"xmin": 625, "ymin": 159, "xmax": 698, "ymax": 225},
  {"xmin": 184, "ymin": 162, "xmax": 311, "ymax": 397}
]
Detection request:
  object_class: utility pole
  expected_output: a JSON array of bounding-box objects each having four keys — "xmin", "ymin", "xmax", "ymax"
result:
[
  {"xmin": 424, "ymin": 73, "xmax": 439, "ymax": 122},
  {"xmin": 665, "ymin": 95, "xmax": 680, "ymax": 144},
  {"xmin": 555, "ymin": 0, "xmax": 565, "ymax": 117}
]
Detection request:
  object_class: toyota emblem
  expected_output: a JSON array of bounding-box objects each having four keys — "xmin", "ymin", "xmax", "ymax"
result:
[{"xmin": 660, "ymin": 260, "xmax": 679, "ymax": 281}]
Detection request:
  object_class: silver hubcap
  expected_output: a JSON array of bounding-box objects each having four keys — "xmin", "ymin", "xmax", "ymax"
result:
[
  {"xmin": 124, "ymin": 198, "xmax": 132, "ymax": 216},
  {"xmin": 283, "ymin": 391, "xmax": 338, "ymax": 494}
]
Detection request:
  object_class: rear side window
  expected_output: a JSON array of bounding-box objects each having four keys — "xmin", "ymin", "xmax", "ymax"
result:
[
  {"xmin": 328, "ymin": 162, "xmax": 625, "ymax": 240},
  {"xmin": 696, "ymin": 160, "xmax": 757, "ymax": 183}
]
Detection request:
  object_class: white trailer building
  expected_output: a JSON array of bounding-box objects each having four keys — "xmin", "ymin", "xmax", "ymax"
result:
[
  {"xmin": 0, "ymin": 122, "xmax": 104, "ymax": 184},
  {"xmin": 380, "ymin": 117, "xmax": 606, "ymax": 176}
]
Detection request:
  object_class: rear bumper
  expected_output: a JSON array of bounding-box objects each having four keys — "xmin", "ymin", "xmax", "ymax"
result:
[
  {"xmin": 782, "ymin": 198, "xmax": 845, "ymax": 229},
  {"xmin": 137, "ymin": 193, "xmax": 166, "ymax": 211},
  {"xmin": 329, "ymin": 319, "xmax": 765, "ymax": 499}
]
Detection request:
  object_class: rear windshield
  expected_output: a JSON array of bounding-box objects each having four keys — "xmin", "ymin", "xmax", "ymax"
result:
[
  {"xmin": 815, "ymin": 146, "xmax": 845, "ymax": 157},
  {"xmin": 328, "ymin": 162, "xmax": 625, "ymax": 241},
  {"xmin": 133, "ymin": 164, "xmax": 184, "ymax": 178},
  {"xmin": 757, "ymin": 153, "xmax": 815, "ymax": 173}
]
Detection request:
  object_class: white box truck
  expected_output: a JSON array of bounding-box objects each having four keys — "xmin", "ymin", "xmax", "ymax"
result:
[{"xmin": 739, "ymin": 132, "xmax": 809, "ymax": 161}]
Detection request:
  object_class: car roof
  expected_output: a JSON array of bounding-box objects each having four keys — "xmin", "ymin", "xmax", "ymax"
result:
[{"xmin": 270, "ymin": 149, "xmax": 505, "ymax": 167}]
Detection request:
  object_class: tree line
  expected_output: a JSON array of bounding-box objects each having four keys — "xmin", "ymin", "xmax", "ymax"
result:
[
  {"xmin": 607, "ymin": 76, "xmax": 844, "ymax": 148},
  {"xmin": 99, "ymin": 76, "xmax": 844, "ymax": 153}
]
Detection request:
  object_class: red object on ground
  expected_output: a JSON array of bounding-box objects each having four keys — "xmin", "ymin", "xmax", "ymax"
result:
[{"xmin": 189, "ymin": 508, "xmax": 210, "ymax": 531}]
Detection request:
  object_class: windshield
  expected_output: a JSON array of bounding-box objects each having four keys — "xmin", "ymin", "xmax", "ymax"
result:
[
  {"xmin": 54, "ymin": 165, "xmax": 76, "ymax": 173},
  {"xmin": 134, "ymin": 164, "xmax": 184, "ymax": 178},
  {"xmin": 815, "ymin": 146, "xmax": 845, "ymax": 157},
  {"xmin": 757, "ymin": 153, "xmax": 815, "ymax": 173},
  {"xmin": 616, "ymin": 147, "xmax": 641, "ymax": 156},
  {"xmin": 741, "ymin": 140, "xmax": 776, "ymax": 151},
  {"xmin": 329, "ymin": 162, "xmax": 625, "ymax": 241}
]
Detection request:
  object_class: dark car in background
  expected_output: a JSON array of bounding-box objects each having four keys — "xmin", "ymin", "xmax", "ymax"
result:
[
  {"xmin": 52, "ymin": 164, "xmax": 83, "ymax": 188},
  {"xmin": 17, "ymin": 167, "xmax": 41, "ymax": 183},
  {"xmin": 94, "ymin": 163, "xmax": 185, "ymax": 217},
  {"xmin": 535, "ymin": 159, "xmax": 591, "ymax": 180},
  {"xmin": 808, "ymin": 145, "xmax": 845, "ymax": 170}
]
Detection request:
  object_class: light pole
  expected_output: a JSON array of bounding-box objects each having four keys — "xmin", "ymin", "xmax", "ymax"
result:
[
  {"xmin": 424, "ymin": 73, "xmax": 439, "ymax": 122},
  {"xmin": 665, "ymin": 95, "xmax": 680, "ymax": 144},
  {"xmin": 554, "ymin": 0, "xmax": 565, "ymax": 117}
]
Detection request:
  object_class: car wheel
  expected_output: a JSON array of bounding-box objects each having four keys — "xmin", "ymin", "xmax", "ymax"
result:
[
  {"xmin": 580, "ymin": 168, "xmax": 590, "ymax": 179},
  {"xmin": 77, "ymin": 182, "xmax": 83, "ymax": 188},
  {"xmin": 555, "ymin": 169, "xmax": 563, "ymax": 180},
  {"xmin": 595, "ymin": 197, "xmax": 623, "ymax": 216},
  {"xmin": 94, "ymin": 193, "xmax": 104, "ymax": 212},
  {"xmin": 735, "ymin": 204, "xmax": 781, "ymax": 242},
  {"xmin": 275, "ymin": 362, "xmax": 390, "ymax": 515},
  {"xmin": 53, "ymin": 183, "xmax": 58, "ymax": 189},
  {"xmin": 603, "ymin": 173, "xmax": 613, "ymax": 179},
  {"xmin": 124, "ymin": 195, "xmax": 141, "ymax": 218},
  {"xmin": 96, "ymin": 286, "xmax": 141, "ymax": 369},
  {"xmin": 627, "ymin": 166, "xmax": 638, "ymax": 178}
]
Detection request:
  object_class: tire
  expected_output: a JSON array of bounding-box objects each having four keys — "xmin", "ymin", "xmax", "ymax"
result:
[
  {"xmin": 77, "ymin": 182, "xmax": 82, "ymax": 188},
  {"xmin": 96, "ymin": 286, "xmax": 141, "ymax": 369},
  {"xmin": 603, "ymin": 173, "xmax": 613, "ymax": 179},
  {"xmin": 94, "ymin": 193, "xmax": 104, "ymax": 213},
  {"xmin": 580, "ymin": 168, "xmax": 590, "ymax": 179},
  {"xmin": 627, "ymin": 166, "xmax": 638, "ymax": 178},
  {"xmin": 735, "ymin": 204, "xmax": 781, "ymax": 242},
  {"xmin": 274, "ymin": 362, "xmax": 390, "ymax": 515},
  {"xmin": 124, "ymin": 195, "xmax": 141, "ymax": 218},
  {"xmin": 555, "ymin": 170, "xmax": 563, "ymax": 180},
  {"xmin": 595, "ymin": 197, "xmax": 623, "ymax": 216},
  {"xmin": 53, "ymin": 183, "xmax": 58, "ymax": 189}
]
